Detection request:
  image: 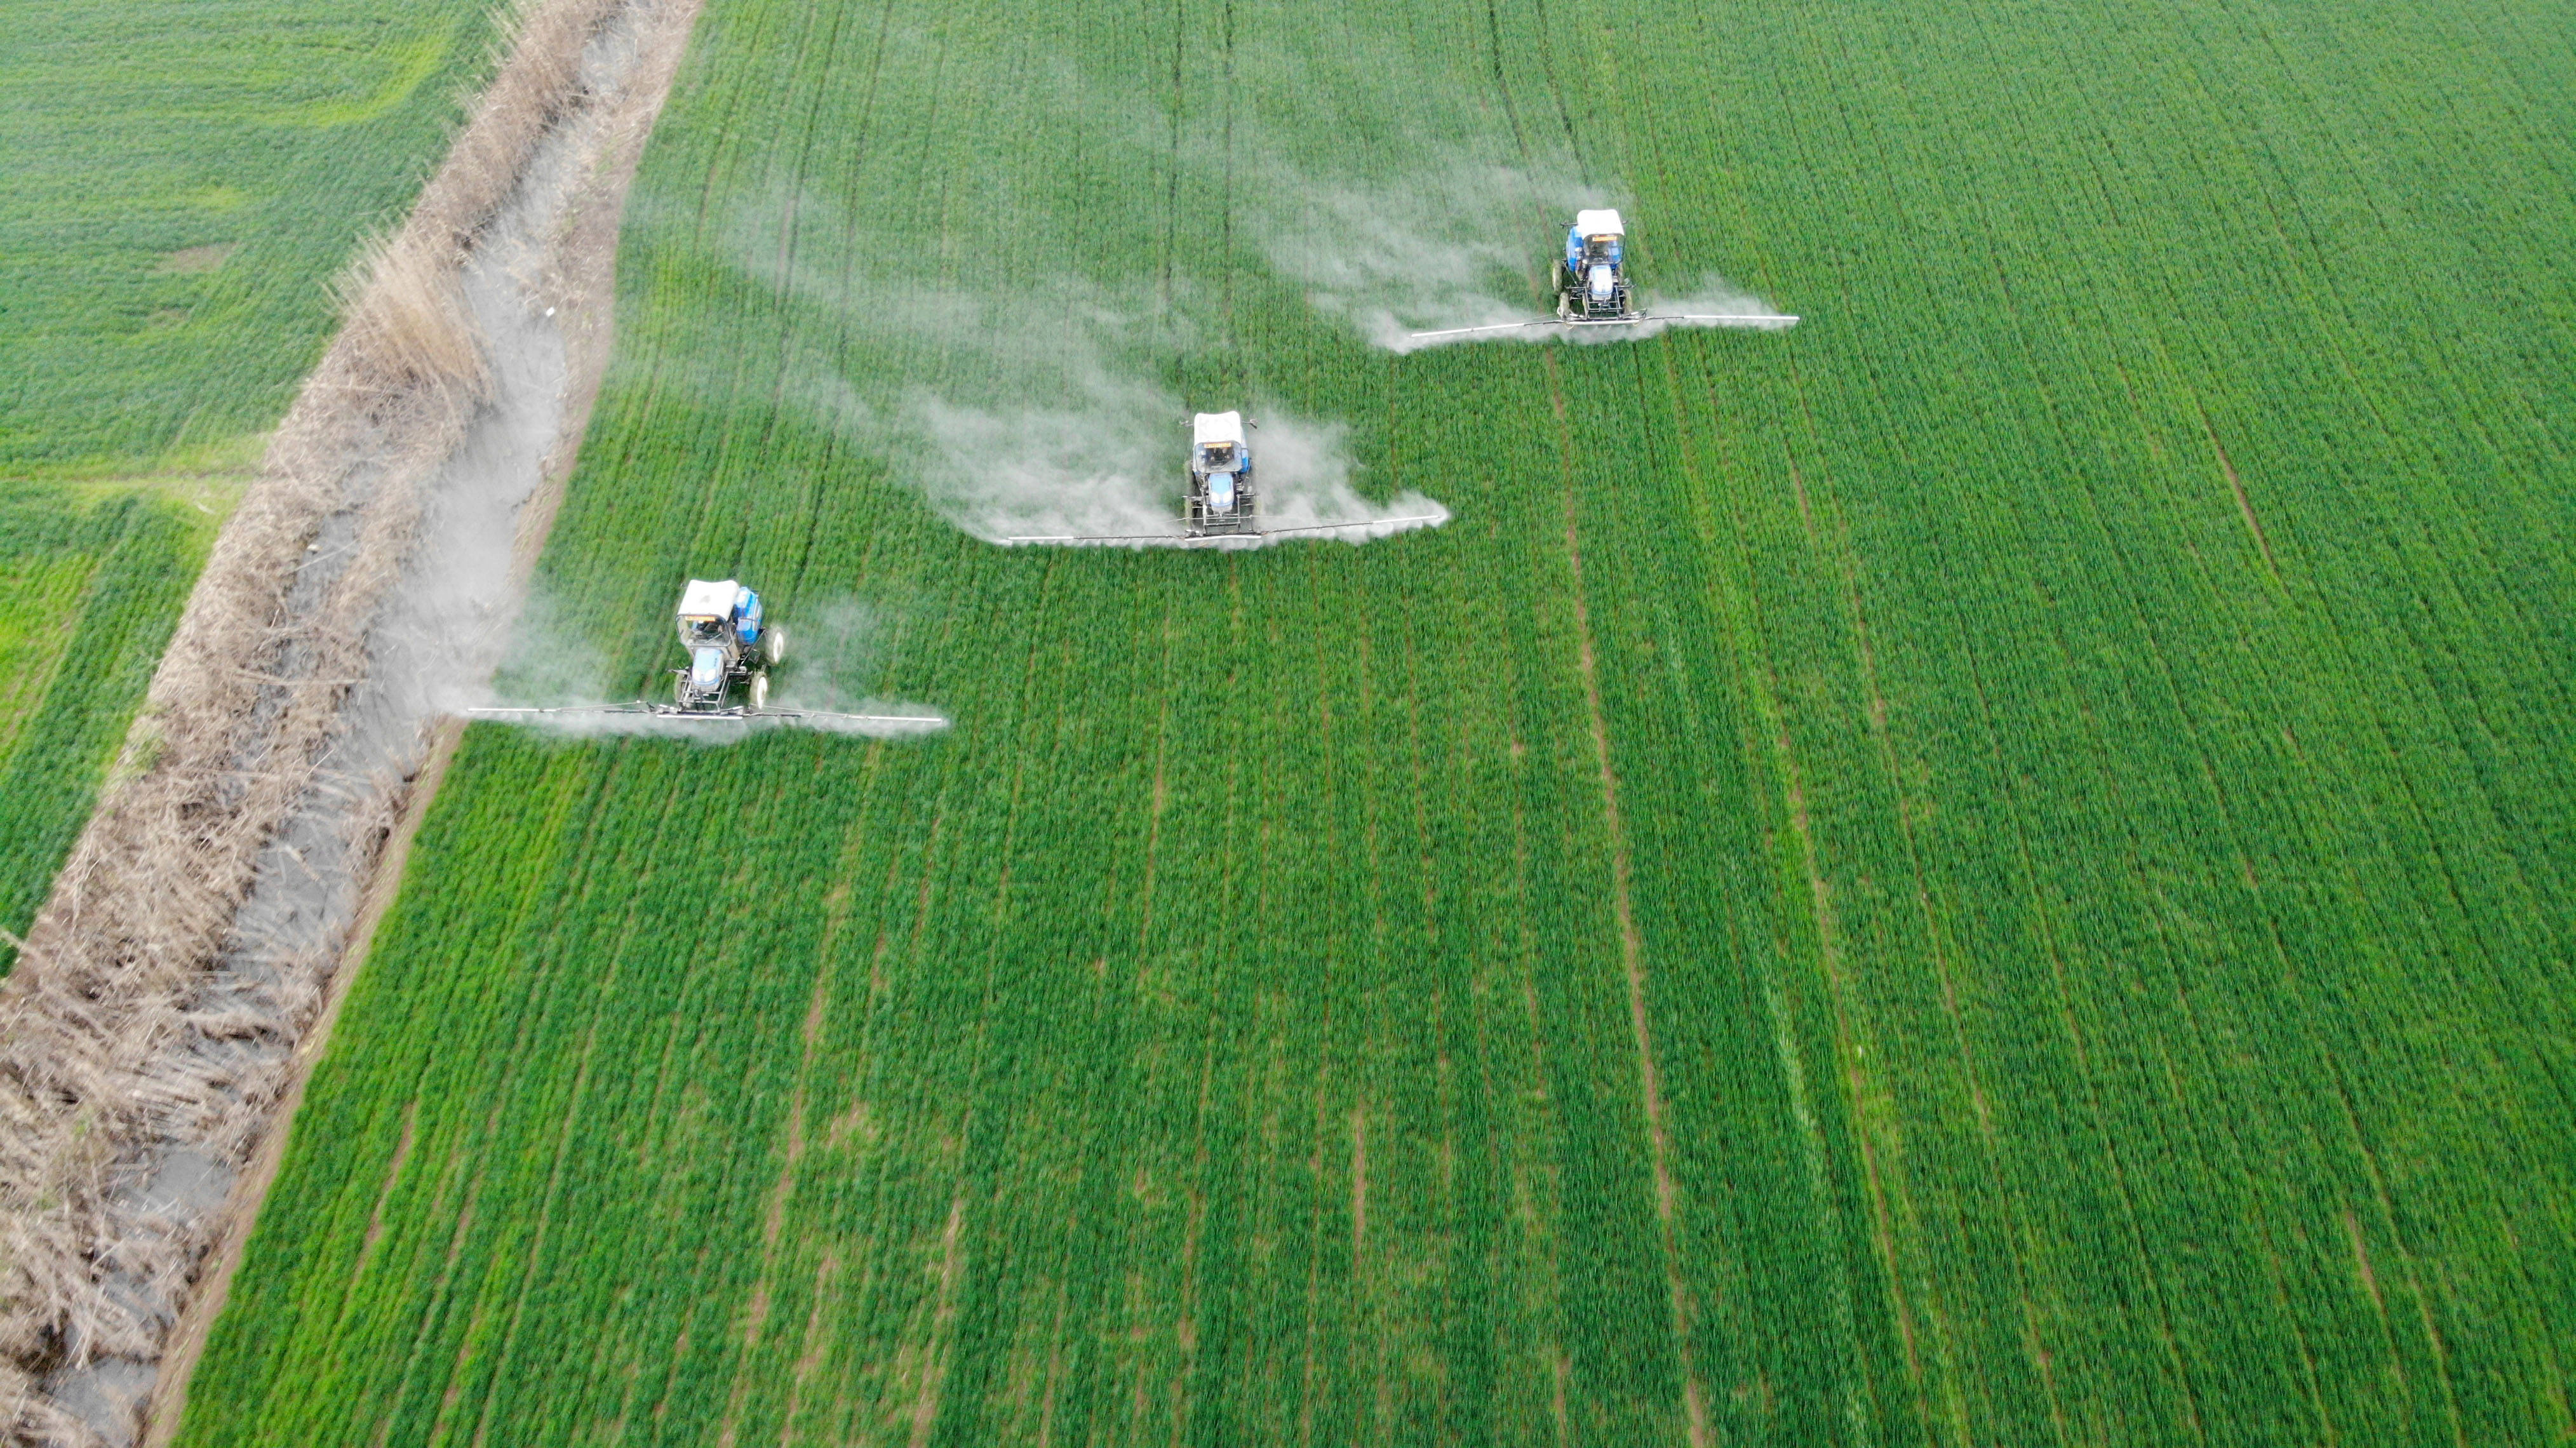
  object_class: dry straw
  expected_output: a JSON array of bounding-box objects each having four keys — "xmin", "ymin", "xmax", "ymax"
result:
[{"xmin": 0, "ymin": 0, "xmax": 632, "ymax": 1438}]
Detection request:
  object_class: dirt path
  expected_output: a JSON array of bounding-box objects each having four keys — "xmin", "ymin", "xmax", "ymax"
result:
[{"xmin": 0, "ymin": 1, "xmax": 702, "ymax": 1442}]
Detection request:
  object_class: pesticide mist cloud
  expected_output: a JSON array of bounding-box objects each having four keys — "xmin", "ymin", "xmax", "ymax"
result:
[
  {"xmin": 443, "ymin": 589, "xmax": 617, "ymax": 718},
  {"xmin": 459, "ymin": 591, "xmax": 948, "ymax": 745},
  {"xmin": 716, "ymin": 201, "xmax": 1447, "ymax": 549},
  {"xmin": 872, "ymin": 295, "xmax": 1447, "ymax": 548},
  {"xmin": 913, "ymin": 391, "xmax": 1447, "ymax": 548},
  {"xmin": 1245, "ymin": 158, "xmax": 1794, "ymax": 352},
  {"xmin": 1252, "ymin": 159, "xmax": 1585, "ymax": 351}
]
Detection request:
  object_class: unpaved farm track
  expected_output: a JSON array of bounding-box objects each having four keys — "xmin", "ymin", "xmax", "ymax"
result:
[{"xmin": 0, "ymin": 0, "xmax": 703, "ymax": 1441}]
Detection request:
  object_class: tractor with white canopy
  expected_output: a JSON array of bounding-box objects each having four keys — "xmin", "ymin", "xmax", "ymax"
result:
[
  {"xmin": 1402, "ymin": 209, "xmax": 1801, "ymax": 343},
  {"xmin": 672, "ymin": 578, "xmax": 782, "ymax": 711},
  {"xmin": 1186, "ymin": 411, "xmax": 1256, "ymax": 535},
  {"xmin": 462, "ymin": 579, "xmax": 946, "ymax": 732},
  {"xmin": 998, "ymin": 410, "xmax": 1442, "ymax": 547},
  {"xmin": 1557, "ymin": 209, "xmax": 1636, "ymax": 322}
]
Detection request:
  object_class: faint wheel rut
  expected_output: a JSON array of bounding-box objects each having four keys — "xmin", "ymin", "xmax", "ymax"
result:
[{"xmin": 1540, "ymin": 352, "xmax": 1713, "ymax": 1448}]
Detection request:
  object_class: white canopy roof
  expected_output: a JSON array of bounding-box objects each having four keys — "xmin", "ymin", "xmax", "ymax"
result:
[
  {"xmin": 677, "ymin": 578, "xmax": 741, "ymax": 619},
  {"xmin": 1192, "ymin": 412, "xmax": 1245, "ymax": 450},
  {"xmin": 1573, "ymin": 208, "xmax": 1625, "ymax": 238}
]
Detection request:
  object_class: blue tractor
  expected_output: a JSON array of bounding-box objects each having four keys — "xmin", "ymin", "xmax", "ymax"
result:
[
  {"xmin": 1185, "ymin": 411, "xmax": 1257, "ymax": 535},
  {"xmin": 673, "ymin": 578, "xmax": 785, "ymax": 712},
  {"xmin": 466, "ymin": 580, "xmax": 946, "ymax": 732},
  {"xmin": 1404, "ymin": 209, "xmax": 1799, "ymax": 344},
  {"xmin": 1555, "ymin": 208, "xmax": 1636, "ymax": 322}
]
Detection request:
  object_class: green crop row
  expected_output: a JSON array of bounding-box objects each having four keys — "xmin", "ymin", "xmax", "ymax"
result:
[
  {"xmin": 181, "ymin": 0, "xmax": 2572, "ymax": 1442},
  {"xmin": 0, "ymin": 488, "xmax": 206, "ymax": 970}
]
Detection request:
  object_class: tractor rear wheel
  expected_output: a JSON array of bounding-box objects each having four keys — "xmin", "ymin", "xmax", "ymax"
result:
[{"xmin": 751, "ymin": 673, "xmax": 769, "ymax": 712}]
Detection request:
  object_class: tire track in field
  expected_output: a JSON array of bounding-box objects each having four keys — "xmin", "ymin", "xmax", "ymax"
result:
[
  {"xmin": 904, "ymin": 1197, "xmax": 970, "ymax": 1448},
  {"xmin": 714, "ymin": 800, "xmax": 876, "ymax": 1448},
  {"xmin": 462, "ymin": 748, "xmax": 711, "ymax": 1445},
  {"xmin": 1337, "ymin": 567, "xmax": 1396, "ymax": 1442},
  {"xmin": 1294, "ymin": 1063, "xmax": 1334, "ymax": 1448},
  {"xmin": 789, "ymin": 0, "xmax": 901, "ymax": 589},
  {"xmin": 775, "ymin": 1251, "xmax": 842, "ymax": 1445},
  {"xmin": 2194, "ymin": 406, "xmax": 2280, "ymax": 584},
  {"xmin": 358, "ymin": 763, "xmax": 626, "ymax": 1444},
  {"xmin": 1386, "ymin": 504, "xmax": 1482, "ymax": 1446},
  {"xmin": 2326, "ymin": 1054, "xmax": 2472, "ymax": 1448},
  {"xmin": 754, "ymin": 0, "xmax": 862, "ymax": 573},
  {"xmin": 1957, "ymin": 179, "xmax": 2262, "ymax": 1440},
  {"xmin": 1740, "ymin": 81, "xmax": 2172, "ymax": 1423},
  {"xmin": 1169, "ymin": 1046, "xmax": 1219, "ymax": 1448},
  {"xmin": 1290, "ymin": 554, "xmax": 1355, "ymax": 1448},
  {"xmin": 414, "ymin": 1197, "xmax": 492, "ymax": 1445},
  {"xmin": 358, "ymin": 1109, "xmax": 487, "ymax": 1445},
  {"xmin": 352, "ymin": 1101, "xmax": 422, "ymax": 1280},
  {"xmin": 2191, "ymin": 0, "xmax": 2576, "ymax": 735},
  {"xmin": 1031, "ymin": 1288, "xmax": 1072, "ymax": 1448},
  {"xmin": 1134, "ymin": 596, "xmax": 1179, "ymax": 955},
  {"xmin": 1955, "ymin": 632, "xmax": 2214, "ymax": 1446},
  {"xmin": 1820, "ymin": 195, "xmax": 2201, "ymax": 1432},
  {"xmin": 1769, "ymin": 340, "xmax": 2063, "ymax": 1443},
  {"xmin": 2015, "ymin": 408, "xmax": 2347, "ymax": 1442},
  {"xmin": 808, "ymin": 790, "xmax": 946, "ymax": 1438},
  {"xmin": 1762, "ymin": 56, "xmax": 2034, "ymax": 1438},
  {"xmin": 1165, "ymin": 558, "xmax": 1258, "ymax": 1448},
  {"xmin": 1482, "ymin": 579, "xmax": 1578, "ymax": 1448},
  {"xmin": 1639, "ymin": 267, "xmax": 1896, "ymax": 1445},
  {"xmin": 704, "ymin": 13, "xmax": 876, "ymax": 1430},
  {"xmin": 2094, "ymin": 355, "xmax": 2384, "ymax": 1382},
  {"xmin": 887, "ymin": 539, "xmax": 1067, "ymax": 1447},
  {"xmin": 2161, "ymin": 0, "xmax": 2576, "ymax": 1040},
  {"xmin": 1540, "ymin": 349, "xmax": 1711, "ymax": 1448}
]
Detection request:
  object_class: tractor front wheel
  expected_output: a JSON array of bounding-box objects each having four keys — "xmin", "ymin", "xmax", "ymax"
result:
[{"xmin": 766, "ymin": 626, "xmax": 786, "ymax": 666}]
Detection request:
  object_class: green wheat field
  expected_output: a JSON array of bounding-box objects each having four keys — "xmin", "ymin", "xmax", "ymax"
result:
[
  {"xmin": 178, "ymin": 0, "xmax": 2573, "ymax": 1442},
  {"xmin": 0, "ymin": 0, "xmax": 503, "ymax": 967}
]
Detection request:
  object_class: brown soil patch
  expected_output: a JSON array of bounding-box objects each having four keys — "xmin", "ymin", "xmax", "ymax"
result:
[{"xmin": 154, "ymin": 245, "xmax": 236, "ymax": 276}]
